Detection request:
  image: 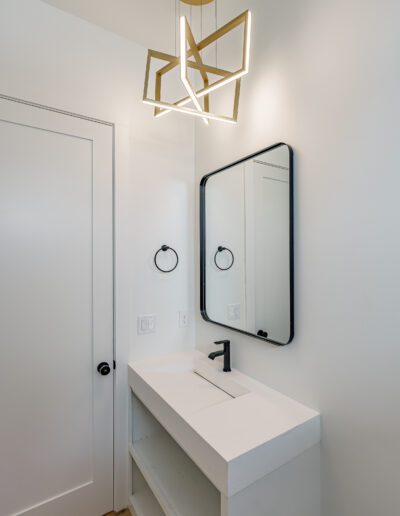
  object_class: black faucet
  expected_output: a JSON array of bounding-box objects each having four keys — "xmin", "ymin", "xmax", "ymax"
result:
[{"xmin": 208, "ymin": 340, "xmax": 231, "ymax": 372}]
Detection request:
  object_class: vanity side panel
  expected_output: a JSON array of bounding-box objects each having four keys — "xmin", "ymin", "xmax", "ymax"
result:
[
  {"xmin": 221, "ymin": 445, "xmax": 321, "ymax": 516},
  {"xmin": 228, "ymin": 414, "xmax": 321, "ymax": 495}
]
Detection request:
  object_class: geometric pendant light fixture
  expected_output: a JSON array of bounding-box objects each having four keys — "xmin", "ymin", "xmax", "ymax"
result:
[{"xmin": 143, "ymin": 0, "xmax": 252, "ymax": 124}]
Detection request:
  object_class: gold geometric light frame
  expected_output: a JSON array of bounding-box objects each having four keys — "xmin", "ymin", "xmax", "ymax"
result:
[{"xmin": 143, "ymin": 10, "xmax": 252, "ymax": 124}]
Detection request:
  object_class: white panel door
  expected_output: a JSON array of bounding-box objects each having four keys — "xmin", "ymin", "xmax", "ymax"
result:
[{"xmin": 0, "ymin": 98, "xmax": 114, "ymax": 516}]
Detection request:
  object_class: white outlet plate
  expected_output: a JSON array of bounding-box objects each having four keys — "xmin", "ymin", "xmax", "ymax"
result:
[
  {"xmin": 179, "ymin": 311, "xmax": 189, "ymax": 328},
  {"xmin": 227, "ymin": 304, "xmax": 240, "ymax": 321},
  {"xmin": 137, "ymin": 314, "xmax": 156, "ymax": 335}
]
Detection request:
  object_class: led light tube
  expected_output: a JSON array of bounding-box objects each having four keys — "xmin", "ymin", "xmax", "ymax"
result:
[
  {"xmin": 180, "ymin": 16, "xmax": 208, "ymax": 125},
  {"xmin": 144, "ymin": 99, "xmax": 237, "ymax": 124},
  {"xmin": 155, "ymin": 97, "xmax": 192, "ymax": 118}
]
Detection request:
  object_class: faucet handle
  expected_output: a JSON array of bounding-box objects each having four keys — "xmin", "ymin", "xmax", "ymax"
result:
[
  {"xmin": 213, "ymin": 340, "xmax": 231, "ymax": 372},
  {"xmin": 214, "ymin": 340, "xmax": 230, "ymax": 346}
]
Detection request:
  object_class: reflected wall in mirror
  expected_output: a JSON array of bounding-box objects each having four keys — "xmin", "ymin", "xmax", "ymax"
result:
[{"xmin": 200, "ymin": 143, "xmax": 293, "ymax": 345}]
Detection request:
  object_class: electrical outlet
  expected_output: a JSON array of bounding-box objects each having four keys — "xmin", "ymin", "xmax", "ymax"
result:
[
  {"xmin": 227, "ymin": 304, "xmax": 241, "ymax": 321},
  {"xmin": 179, "ymin": 311, "xmax": 189, "ymax": 328},
  {"xmin": 137, "ymin": 314, "xmax": 156, "ymax": 335}
]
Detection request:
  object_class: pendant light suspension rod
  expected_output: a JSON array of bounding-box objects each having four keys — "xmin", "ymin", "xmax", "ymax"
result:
[
  {"xmin": 174, "ymin": 0, "xmax": 177, "ymax": 56},
  {"xmin": 200, "ymin": 2, "xmax": 203, "ymax": 45},
  {"xmin": 215, "ymin": 0, "xmax": 218, "ymax": 67}
]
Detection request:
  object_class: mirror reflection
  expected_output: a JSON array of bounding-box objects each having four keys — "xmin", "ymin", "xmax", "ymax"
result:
[{"xmin": 200, "ymin": 144, "xmax": 293, "ymax": 345}]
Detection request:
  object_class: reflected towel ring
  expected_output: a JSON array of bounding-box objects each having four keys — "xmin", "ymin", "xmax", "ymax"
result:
[
  {"xmin": 214, "ymin": 246, "xmax": 234, "ymax": 271},
  {"xmin": 154, "ymin": 245, "xmax": 179, "ymax": 273}
]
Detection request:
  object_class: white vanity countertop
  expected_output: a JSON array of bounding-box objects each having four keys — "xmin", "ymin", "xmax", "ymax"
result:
[{"xmin": 128, "ymin": 350, "xmax": 320, "ymax": 496}]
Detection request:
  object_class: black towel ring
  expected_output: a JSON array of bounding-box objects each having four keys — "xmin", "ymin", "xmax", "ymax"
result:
[
  {"xmin": 214, "ymin": 246, "xmax": 234, "ymax": 271},
  {"xmin": 154, "ymin": 245, "xmax": 179, "ymax": 273}
]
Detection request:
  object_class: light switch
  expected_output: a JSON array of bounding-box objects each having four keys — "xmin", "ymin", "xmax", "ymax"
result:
[
  {"xmin": 227, "ymin": 304, "xmax": 240, "ymax": 321},
  {"xmin": 137, "ymin": 314, "xmax": 156, "ymax": 335}
]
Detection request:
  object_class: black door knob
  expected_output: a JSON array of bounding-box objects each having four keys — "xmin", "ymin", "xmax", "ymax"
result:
[{"xmin": 97, "ymin": 362, "xmax": 111, "ymax": 376}]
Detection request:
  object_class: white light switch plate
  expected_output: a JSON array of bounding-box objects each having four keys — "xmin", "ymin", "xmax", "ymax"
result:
[{"xmin": 137, "ymin": 314, "xmax": 156, "ymax": 335}]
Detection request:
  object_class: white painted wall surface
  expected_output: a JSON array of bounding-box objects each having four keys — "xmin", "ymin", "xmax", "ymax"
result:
[
  {"xmin": 0, "ymin": 0, "xmax": 195, "ymax": 509},
  {"xmin": 195, "ymin": 1, "xmax": 400, "ymax": 516}
]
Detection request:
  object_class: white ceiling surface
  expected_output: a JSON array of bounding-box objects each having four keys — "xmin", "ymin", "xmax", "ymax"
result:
[
  {"xmin": 42, "ymin": 0, "xmax": 179, "ymax": 50},
  {"xmin": 42, "ymin": 0, "xmax": 239, "ymax": 51}
]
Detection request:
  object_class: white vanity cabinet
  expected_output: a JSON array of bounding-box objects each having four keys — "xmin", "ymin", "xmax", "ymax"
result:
[{"xmin": 128, "ymin": 351, "xmax": 321, "ymax": 516}]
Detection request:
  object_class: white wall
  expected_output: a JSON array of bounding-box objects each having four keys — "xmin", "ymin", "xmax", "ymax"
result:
[
  {"xmin": 3, "ymin": 1, "xmax": 400, "ymax": 514},
  {"xmin": 195, "ymin": 1, "xmax": 400, "ymax": 516},
  {"xmin": 0, "ymin": 0, "xmax": 195, "ymax": 509}
]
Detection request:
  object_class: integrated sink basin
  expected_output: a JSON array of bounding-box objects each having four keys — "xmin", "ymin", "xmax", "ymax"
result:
[
  {"xmin": 194, "ymin": 359, "xmax": 250, "ymax": 398},
  {"xmin": 129, "ymin": 351, "xmax": 249, "ymax": 398},
  {"xmin": 128, "ymin": 350, "xmax": 320, "ymax": 498}
]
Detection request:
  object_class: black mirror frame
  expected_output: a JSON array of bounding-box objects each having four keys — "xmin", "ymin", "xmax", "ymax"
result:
[{"xmin": 200, "ymin": 142, "xmax": 294, "ymax": 346}]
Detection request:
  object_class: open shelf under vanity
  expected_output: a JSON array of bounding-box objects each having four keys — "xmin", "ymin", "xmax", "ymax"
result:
[{"xmin": 129, "ymin": 392, "xmax": 220, "ymax": 516}]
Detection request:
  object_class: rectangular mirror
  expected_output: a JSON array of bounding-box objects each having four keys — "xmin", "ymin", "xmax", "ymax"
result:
[{"xmin": 200, "ymin": 143, "xmax": 293, "ymax": 345}]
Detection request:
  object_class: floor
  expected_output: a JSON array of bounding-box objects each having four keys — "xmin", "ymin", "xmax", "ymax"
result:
[{"xmin": 106, "ymin": 511, "xmax": 130, "ymax": 516}]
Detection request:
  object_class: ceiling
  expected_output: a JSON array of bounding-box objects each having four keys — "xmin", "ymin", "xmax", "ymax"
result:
[
  {"xmin": 42, "ymin": 0, "xmax": 179, "ymax": 50},
  {"xmin": 42, "ymin": 0, "xmax": 239, "ymax": 51}
]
